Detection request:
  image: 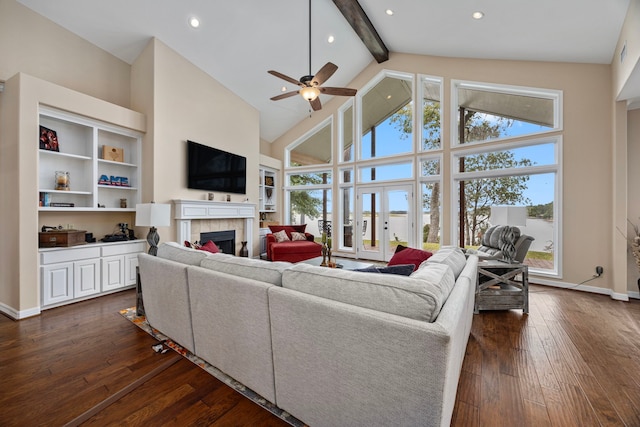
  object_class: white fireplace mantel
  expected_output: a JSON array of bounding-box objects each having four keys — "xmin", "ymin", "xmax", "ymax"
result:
[{"xmin": 172, "ymin": 199, "xmax": 256, "ymax": 256}]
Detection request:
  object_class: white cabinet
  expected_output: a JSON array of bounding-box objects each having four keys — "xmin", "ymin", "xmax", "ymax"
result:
[
  {"xmin": 38, "ymin": 106, "xmax": 142, "ymax": 211},
  {"xmin": 40, "ymin": 240, "xmax": 145, "ymax": 308},
  {"xmin": 259, "ymin": 167, "xmax": 277, "ymax": 212},
  {"xmin": 74, "ymin": 258, "xmax": 101, "ymax": 298},
  {"xmin": 102, "ymin": 256, "xmax": 125, "ymax": 292},
  {"xmin": 42, "ymin": 262, "xmax": 74, "ymax": 306}
]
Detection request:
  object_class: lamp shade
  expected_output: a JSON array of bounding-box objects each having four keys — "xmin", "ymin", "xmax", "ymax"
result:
[
  {"xmin": 490, "ymin": 206, "xmax": 527, "ymax": 227},
  {"xmin": 135, "ymin": 203, "xmax": 171, "ymax": 227}
]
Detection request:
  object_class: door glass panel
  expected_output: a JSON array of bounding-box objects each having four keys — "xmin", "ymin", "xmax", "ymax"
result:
[
  {"xmin": 360, "ymin": 190, "xmax": 382, "ymax": 258},
  {"xmin": 387, "ymin": 187, "xmax": 411, "ymax": 258},
  {"xmin": 340, "ymin": 187, "xmax": 354, "ymax": 249}
]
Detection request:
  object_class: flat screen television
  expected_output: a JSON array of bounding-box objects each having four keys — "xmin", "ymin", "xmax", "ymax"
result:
[{"xmin": 187, "ymin": 140, "xmax": 247, "ymax": 194}]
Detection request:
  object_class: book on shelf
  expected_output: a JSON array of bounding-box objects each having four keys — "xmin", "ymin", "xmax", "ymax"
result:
[{"xmin": 49, "ymin": 202, "xmax": 75, "ymax": 207}]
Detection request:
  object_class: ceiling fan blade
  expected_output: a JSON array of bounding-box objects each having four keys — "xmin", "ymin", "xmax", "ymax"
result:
[
  {"xmin": 311, "ymin": 62, "xmax": 338, "ymax": 86},
  {"xmin": 268, "ymin": 70, "xmax": 303, "ymax": 87},
  {"xmin": 309, "ymin": 97, "xmax": 322, "ymax": 111},
  {"xmin": 320, "ymin": 87, "xmax": 357, "ymax": 97},
  {"xmin": 270, "ymin": 90, "xmax": 300, "ymax": 101}
]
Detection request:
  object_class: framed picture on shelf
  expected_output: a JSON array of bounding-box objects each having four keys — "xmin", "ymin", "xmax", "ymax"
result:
[
  {"xmin": 264, "ymin": 176, "xmax": 274, "ymax": 186},
  {"xmin": 39, "ymin": 126, "xmax": 59, "ymax": 151}
]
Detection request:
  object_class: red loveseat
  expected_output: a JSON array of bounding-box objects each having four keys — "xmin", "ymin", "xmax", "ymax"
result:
[{"xmin": 266, "ymin": 225, "xmax": 322, "ymax": 263}]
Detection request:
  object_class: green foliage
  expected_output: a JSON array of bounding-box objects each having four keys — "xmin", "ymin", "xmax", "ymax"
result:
[
  {"xmin": 289, "ymin": 173, "xmax": 325, "ymax": 222},
  {"xmin": 528, "ymin": 202, "xmax": 553, "ymax": 219},
  {"xmin": 423, "ymin": 224, "xmax": 430, "ymax": 243}
]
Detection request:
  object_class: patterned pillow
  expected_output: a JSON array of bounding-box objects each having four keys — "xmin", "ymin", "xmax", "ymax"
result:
[
  {"xmin": 273, "ymin": 229, "xmax": 290, "ymax": 242},
  {"xmin": 291, "ymin": 231, "xmax": 307, "ymax": 241}
]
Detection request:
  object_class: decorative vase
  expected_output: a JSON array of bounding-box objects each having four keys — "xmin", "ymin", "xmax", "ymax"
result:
[
  {"xmin": 239, "ymin": 241, "xmax": 248, "ymax": 257},
  {"xmin": 320, "ymin": 243, "xmax": 328, "ymax": 266}
]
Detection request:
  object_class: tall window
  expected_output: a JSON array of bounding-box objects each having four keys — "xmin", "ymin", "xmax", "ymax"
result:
[
  {"xmin": 452, "ymin": 81, "xmax": 561, "ymax": 275},
  {"xmin": 359, "ymin": 71, "xmax": 414, "ymax": 160},
  {"xmin": 285, "ymin": 119, "xmax": 333, "ymax": 239}
]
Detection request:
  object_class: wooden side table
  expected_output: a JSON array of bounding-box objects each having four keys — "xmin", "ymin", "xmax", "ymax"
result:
[{"xmin": 475, "ymin": 260, "xmax": 529, "ymax": 314}]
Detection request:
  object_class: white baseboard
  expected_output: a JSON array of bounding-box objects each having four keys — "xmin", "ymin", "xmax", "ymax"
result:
[
  {"xmin": 0, "ymin": 301, "xmax": 41, "ymax": 320},
  {"xmin": 531, "ymin": 277, "xmax": 637, "ymax": 301}
]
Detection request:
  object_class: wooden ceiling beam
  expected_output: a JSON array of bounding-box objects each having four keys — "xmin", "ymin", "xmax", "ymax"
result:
[{"xmin": 332, "ymin": 0, "xmax": 389, "ymax": 63}]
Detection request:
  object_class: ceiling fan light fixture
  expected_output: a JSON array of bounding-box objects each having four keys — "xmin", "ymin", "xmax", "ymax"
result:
[
  {"xmin": 300, "ymin": 86, "xmax": 320, "ymax": 101},
  {"xmin": 188, "ymin": 16, "xmax": 200, "ymax": 28}
]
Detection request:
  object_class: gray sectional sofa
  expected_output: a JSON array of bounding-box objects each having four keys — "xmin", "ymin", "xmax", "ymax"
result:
[{"xmin": 138, "ymin": 242, "xmax": 478, "ymax": 427}]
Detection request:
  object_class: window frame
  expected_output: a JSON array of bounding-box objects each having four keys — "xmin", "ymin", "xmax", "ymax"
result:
[
  {"xmin": 450, "ymin": 135, "xmax": 563, "ymax": 277},
  {"xmin": 451, "ymin": 80, "xmax": 563, "ymax": 148}
]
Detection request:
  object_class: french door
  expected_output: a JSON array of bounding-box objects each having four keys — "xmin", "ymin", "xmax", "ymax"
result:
[{"xmin": 356, "ymin": 184, "xmax": 414, "ymax": 262}]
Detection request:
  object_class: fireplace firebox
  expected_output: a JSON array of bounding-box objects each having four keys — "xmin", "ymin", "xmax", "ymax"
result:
[{"xmin": 200, "ymin": 230, "xmax": 235, "ymax": 255}]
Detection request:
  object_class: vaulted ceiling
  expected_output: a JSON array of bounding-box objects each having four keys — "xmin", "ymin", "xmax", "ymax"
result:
[{"xmin": 17, "ymin": 0, "xmax": 632, "ymax": 142}]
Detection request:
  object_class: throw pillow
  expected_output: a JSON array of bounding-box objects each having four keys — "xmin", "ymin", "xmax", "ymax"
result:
[
  {"xmin": 273, "ymin": 229, "xmax": 290, "ymax": 243},
  {"xmin": 291, "ymin": 231, "xmax": 307, "ymax": 241},
  {"xmin": 388, "ymin": 245, "xmax": 433, "ymax": 271},
  {"xmin": 197, "ymin": 240, "xmax": 220, "ymax": 253},
  {"xmin": 269, "ymin": 224, "xmax": 307, "ymax": 239},
  {"xmin": 353, "ymin": 264, "xmax": 415, "ymax": 276}
]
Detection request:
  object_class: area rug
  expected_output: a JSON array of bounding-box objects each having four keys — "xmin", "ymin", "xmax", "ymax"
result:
[{"xmin": 119, "ymin": 307, "xmax": 306, "ymax": 427}]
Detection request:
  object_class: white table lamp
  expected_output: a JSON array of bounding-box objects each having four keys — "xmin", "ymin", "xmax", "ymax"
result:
[{"xmin": 135, "ymin": 203, "xmax": 171, "ymax": 255}]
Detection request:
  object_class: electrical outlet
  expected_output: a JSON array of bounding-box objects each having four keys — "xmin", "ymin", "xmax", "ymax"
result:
[{"xmin": 595, "ymin": 266, "xmax": 603, "ymax": 277}]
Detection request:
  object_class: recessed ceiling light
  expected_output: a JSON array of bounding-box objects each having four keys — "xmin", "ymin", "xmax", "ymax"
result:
[
  {"xmin": 281, "ymin": 86, "xmax": 287, "ymax": 92},
  {"xmin": 189, "ymin": 16, "xmax": 200, "ymax": 28},
  {"xmin": 472, "ymin": 11, "xmax": 484, "ymax": 20},
  {"xmin": 386, "ymin": 9, "xmax": 394, "ymax": 16},
  {"xmin": 327, "ymin": 35, "xmax": 335, "ymax": 43}
]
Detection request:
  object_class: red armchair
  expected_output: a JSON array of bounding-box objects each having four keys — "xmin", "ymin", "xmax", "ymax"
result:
[{"xmin": 266, "ymin": 225, "xmax": 322, "ymax": 263}]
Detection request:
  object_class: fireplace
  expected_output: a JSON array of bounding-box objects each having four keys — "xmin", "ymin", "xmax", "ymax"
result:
[
  {"xmin": 201, "ymin": 230, "xmax": 235, "ymax": 255},
  {"xmin": 173, "ymin": 200, "xmax": 256, "ymax": 258}
]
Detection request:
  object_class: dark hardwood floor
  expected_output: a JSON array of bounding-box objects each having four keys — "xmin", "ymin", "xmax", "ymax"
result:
[{"xmin": 1, "ymin": 285, "xmax": 639, "ymax": 426}]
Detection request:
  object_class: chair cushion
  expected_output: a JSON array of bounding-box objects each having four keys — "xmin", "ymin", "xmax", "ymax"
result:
[{"xmin": 387, "ymin": 245, "xmax": 433, "ymax": 271}]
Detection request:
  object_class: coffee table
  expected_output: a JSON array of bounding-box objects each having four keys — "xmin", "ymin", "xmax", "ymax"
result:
[{"xmin": 300, "ymin": 256, "xmax": 374, "ymax": 270}]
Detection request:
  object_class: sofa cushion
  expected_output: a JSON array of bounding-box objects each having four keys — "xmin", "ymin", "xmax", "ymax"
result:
[
  {"xmin": 352, "ymin": 264, "xmax": 415, "ymax": 276},
  {"xmin": 281, "ymin": 263, "xmax": 449, "ymax": 322},
  {"xmin": 269, "ymin": 224, "xmax": 306, "ymax": 239},
  {"xmin": 410, "ymin": 262, "xmax": 456, "ymax": 306},
  {"xmin": 157, "ymin": 242, "xmax": 208, "ymax": 265},
  {"xmin": 425, "ymin": 246, "xmax": 467, "ymax": 278},
  {"xmin": 200, "ymin": 256, "xmax": 291, "ymax": 286},
  {"xmin": 387, "ymin": 245, "xmax": 433, "ymax": 271}
]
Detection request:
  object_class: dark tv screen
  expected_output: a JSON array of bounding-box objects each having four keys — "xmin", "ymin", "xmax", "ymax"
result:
[{"xmin": 187, "ymin": 140, "xmax": 247, "ymax": 194}]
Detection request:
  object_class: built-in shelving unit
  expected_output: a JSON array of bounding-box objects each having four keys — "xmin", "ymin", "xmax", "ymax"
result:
[
  {"xmin": 259, "ymin": 167, "xmax": 277, "ymax": 213},
  {"xmin": 38, "ymin": 106, "xmax": 142, "ymax": 212}
]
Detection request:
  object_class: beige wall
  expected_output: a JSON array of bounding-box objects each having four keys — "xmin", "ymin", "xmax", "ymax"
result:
[
  {"xmin": 0, "ymin": 0, "xmax": 130, "ymax": 107},
  {"xmin": 271, "ymin": 52, "xmax": 615, "ymax": 292},
  {"xmin": 131, "ymin": 38, "xmax": 260, "ymax": 253}
]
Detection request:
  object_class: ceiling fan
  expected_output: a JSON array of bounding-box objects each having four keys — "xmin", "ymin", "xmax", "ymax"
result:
[{"xmin": 268, "ymin": 0, "xmax": 357, "ymax": 111}]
